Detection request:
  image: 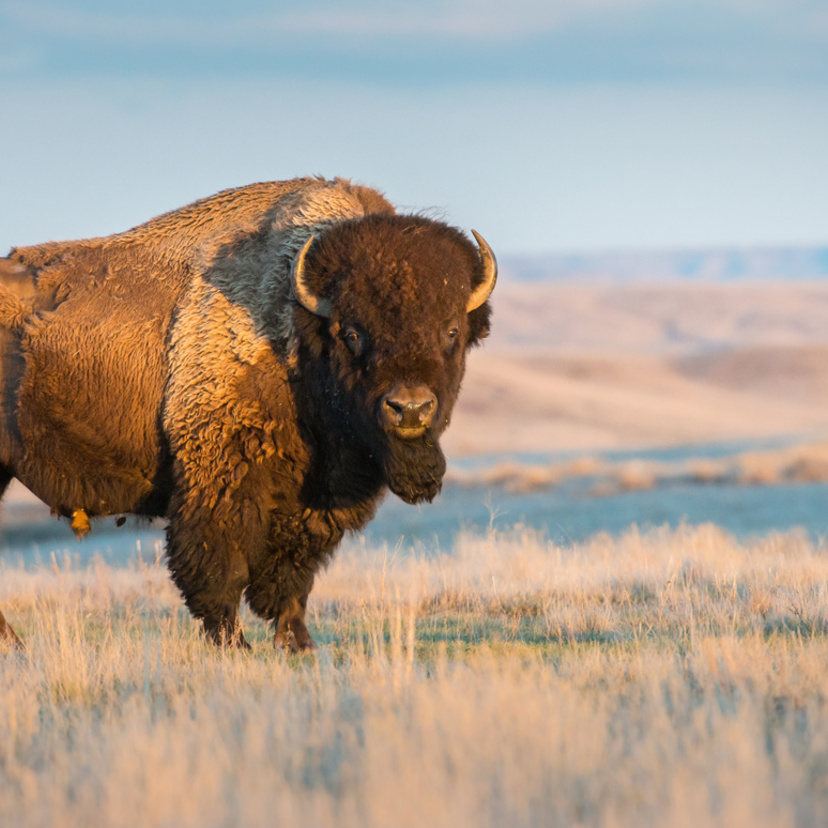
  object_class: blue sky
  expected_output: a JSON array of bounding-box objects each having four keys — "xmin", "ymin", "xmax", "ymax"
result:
[{"xmin": 1, "ymin": 1, "xmax": 827, "ymax": 255}]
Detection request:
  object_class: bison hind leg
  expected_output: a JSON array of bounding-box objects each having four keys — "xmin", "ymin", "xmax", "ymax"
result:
[{"xmin": 0, "ymin": 468, "xmax": 24, "ymax": 651}]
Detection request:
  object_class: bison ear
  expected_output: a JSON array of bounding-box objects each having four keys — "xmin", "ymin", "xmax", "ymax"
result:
[
  {"xmin": 291, "ymin": 236, "xmax": 332, "ymax": 318},
  {"xmin": 467, "ymin": 230, "xmax": 497, "ymax": 312},
  {"xmin": 467, "ymin": 301, "xmax": 492, "ymax": 347}
]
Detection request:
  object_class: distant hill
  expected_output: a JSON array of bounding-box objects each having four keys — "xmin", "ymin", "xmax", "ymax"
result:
[
  {"xmin": 445, "ymin": 279, "xmax": 828, "ymax": 455},
  {"xmin": 501, "ymin": 246, "xmax": 828, "ymax": 282}
]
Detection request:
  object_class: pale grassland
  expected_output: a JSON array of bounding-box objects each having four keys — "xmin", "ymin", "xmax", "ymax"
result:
[
  {"xmin": 3, "ymin": 525, "xmax": 828, "ymax": 827},
  {"xmin": 447, "ymin": 440, "xmax": 828, "ymax": 494}
]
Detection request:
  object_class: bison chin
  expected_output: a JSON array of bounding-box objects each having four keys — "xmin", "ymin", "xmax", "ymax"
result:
[{"xmin": 382, "ymin": 433, "xmax": 447, "ymax": 505}]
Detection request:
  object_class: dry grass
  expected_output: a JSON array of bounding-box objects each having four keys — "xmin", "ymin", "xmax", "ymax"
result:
[{"xmin": 3, "ymin": 524, "xmax": 828, "ymax": 827}]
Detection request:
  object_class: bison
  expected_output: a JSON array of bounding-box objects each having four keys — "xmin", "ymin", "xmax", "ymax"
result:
[{"xmin": 0, "ymin": 177, "xmax": 495, "ymax": 651}]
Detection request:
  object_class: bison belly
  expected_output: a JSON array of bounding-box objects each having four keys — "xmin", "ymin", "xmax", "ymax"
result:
[{"xmin": 1, "ymin": 300, "xmax": 172, "ymax": 518}]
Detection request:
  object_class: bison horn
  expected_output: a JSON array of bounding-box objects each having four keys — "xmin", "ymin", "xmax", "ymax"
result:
[
  {"xmin": 467, "ymin": 230, "xmax": 497, "ymax": 312},
  {"xmin": 291, "ymin": 236, "xmax": 332, "ymax": 318}
]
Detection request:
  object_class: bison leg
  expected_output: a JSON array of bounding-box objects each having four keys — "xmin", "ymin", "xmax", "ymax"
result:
[
  {"xmin": 245, "ymin": 560, "xmax": 318, "ymax": 653},
  {"xmin": 165, "ymin": 509, "xmax": 253, "ymax": 650},
  {"xmin": 202, "ymin": 605, "xmax": 251, "ymax": 650},
  {"xmin": 0, "ymin": 468, "xmax": 23, "ymax": 651},
  {"xmin": 178, "ymin": 569, "xmax": 251, "ymax": 650},
  {"xmin": 274, "ymin": 593, "xmax": 316, "ymax": 654}
]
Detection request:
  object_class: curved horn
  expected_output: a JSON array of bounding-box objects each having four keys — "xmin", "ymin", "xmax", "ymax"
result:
[
  {"xmin": 291, "ymin": 235, "xmax": 332, "ymax": 318},
  {"xmin": 467, "ymin": 230, "xmax": 497, "ymax": 312}
]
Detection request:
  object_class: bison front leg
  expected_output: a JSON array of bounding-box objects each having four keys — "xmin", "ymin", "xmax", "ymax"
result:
[
  {"xmin": 202, "ymin": 601, "xmax": 251, "ymax": 650},
  {"xmin": 247, "ymin": 556, "xmax": 319, "ymax": 654},
  {"xmin": 165, "ymin": 495, "xmax": 255, "ymax": 650},
  {"xmin": 274, "ymin": 591, "xmax": 316, "ymax": 653}
]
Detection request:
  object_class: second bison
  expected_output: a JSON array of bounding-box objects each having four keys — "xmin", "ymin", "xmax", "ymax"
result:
[{"xmin": 0, "ymin": 176, "xmax": 495, "ymax": 650}]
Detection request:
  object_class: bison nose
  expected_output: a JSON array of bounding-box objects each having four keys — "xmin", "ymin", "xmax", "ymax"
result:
[{"xmin": 381, "ymin": 385, "xmax": 438, "ymax": 433}]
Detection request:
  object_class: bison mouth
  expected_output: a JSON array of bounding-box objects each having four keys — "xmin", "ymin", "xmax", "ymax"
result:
[
  {"xmin": 390, "ymin": 424, "xmax": 427, "ymax": 440},
  {"xmin": 382, "ymin": 432, "xmax": 446, "ymax": 504}
]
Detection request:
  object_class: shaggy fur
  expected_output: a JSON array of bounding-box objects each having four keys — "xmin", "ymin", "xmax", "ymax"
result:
[{"xmin": 0, "ymin": 177, "xmax": 494, "ymax": 650}]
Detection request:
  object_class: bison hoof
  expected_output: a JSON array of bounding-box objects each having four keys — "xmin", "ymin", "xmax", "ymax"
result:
[{"xmin": 274, "ymin": 618, "xmax": 317, "ymax": 654}]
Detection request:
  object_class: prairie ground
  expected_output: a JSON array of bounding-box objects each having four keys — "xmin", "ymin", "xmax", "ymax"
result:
[{"xmin": 3, "ymin": 524, "xmax": 828, "ymax": 827}]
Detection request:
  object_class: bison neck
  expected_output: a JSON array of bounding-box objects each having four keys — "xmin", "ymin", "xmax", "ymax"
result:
[
  {"xmin": 288, "ymin": 380, "xmax": 386, "ymax": 540},
  {"xmin": 298, "ymin": 423, "xmax": 387, "ymax": 536}
]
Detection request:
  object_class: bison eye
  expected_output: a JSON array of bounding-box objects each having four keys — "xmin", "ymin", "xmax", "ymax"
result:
[
  {"xmin": 342, "ymin": 326, "xmax": 366, "ymax": 357},
  {"xmin": 443, "ymin": 324, "xmax": 461, "ymax": 352}
]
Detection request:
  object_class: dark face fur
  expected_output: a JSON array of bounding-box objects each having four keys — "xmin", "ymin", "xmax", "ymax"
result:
[{"xmin": 293, "ymin": 215, "xmax": 492, "ymax": 504}]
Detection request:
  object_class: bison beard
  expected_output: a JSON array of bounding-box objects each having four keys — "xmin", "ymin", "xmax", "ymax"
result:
[{"xmin": 382, "ymin": 434, "xmax": 447, "ymax": 504}]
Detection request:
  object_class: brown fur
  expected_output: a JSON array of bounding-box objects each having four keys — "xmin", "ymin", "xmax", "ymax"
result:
[{"xmin": 0, "ymin": 177, "xmax": 493, "ymax": 650}]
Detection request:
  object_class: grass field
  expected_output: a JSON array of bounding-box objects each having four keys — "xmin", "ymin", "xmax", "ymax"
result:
[{"xmin": 2, "ymin": 524, "xmax": 828, "ymax": 827}]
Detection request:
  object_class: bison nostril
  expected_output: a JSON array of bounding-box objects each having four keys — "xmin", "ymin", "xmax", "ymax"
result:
[
  {"xmin": 381, "ymin": 388, "xmax": 437, "ymax": 430},
  {"xmin": 417, "ymin": 399, "xmax": 437, "ymax": 425},
  {"xmin": 417, "ymin": 399, "xmax": 435, "ymax": 421}
]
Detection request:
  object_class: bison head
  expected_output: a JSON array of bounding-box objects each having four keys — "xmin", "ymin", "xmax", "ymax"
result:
[{"xmin": 290, "ymin": 215, "xmax": 496, "ymax": 504}]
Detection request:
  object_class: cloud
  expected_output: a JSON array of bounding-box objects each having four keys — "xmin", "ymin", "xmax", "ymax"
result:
[
  {"xmin": 1, "ymin": 0, "xmax": 826, "ymax": 83},
  {"xmin": 273, "ymin": 0, "xmax": 656, "ymax": 40},
  {"xmin": 0, "ymin": 0, "xmax": 655, "ymax": 44}
]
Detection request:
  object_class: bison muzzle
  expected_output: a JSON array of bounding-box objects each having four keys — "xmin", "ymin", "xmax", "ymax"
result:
[
  {"xmin": 0, "ymin": 176, "xmax": 495, "ymax": 652},
  {"xmin": 380, "ymin": 385, "xmax": 438, "ymax": 434}
]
